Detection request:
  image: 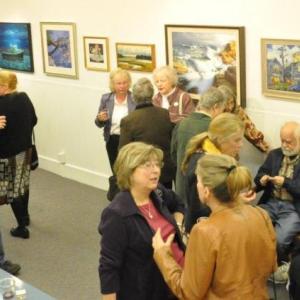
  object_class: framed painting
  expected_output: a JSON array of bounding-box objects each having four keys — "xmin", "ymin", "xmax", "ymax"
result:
[
  {"xmin": 0, "ymin": 22, "xmax": 34, "ymax": 72},
  {"xmin": 83, "ymin": 36, "xmax": 110, "ymax": 72},
  {"xmin": 261, "ymin": 38, "xmax": 300, "ymax": 101},
  {"xmin": 40, "ymin": 22, "xmax": 78, "ymax": 79},
  {"xmin": 165, "ymin": 25, "xmax": 246, "ymax": 107},
  {"xmin": 116, "ymin": 43, "xmax": 156, "ymax": 72}
]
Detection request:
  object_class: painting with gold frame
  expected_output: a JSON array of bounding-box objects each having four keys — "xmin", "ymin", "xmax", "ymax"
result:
[
  {"xmin": 116, "ymin": 43, "xmax": 156, "ymax": 72},
  {"xmin": 40, "ymin": 22, "xmax": 78, "ymax": 78},
  {"xmin": 165, "ymin": 24, "xmax": 246, "ymax": 106},
  {"xmin": 83, "ymin": 36, "xmax": 110, "ymax": 72},
  {"xmin": 261, "ymin": 38, "xmax": 300, "ymax": 101}
]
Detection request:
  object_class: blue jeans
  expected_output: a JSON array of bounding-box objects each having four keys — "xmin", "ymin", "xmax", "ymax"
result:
[{"xmin": 260, "ymin": 199, "xmax": 300, "ymax": 260}]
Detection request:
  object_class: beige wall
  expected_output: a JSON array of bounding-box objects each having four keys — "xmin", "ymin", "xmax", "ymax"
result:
[{"xmin": 1, "ymin": 0, "xmax": 300, "ymax": 189}]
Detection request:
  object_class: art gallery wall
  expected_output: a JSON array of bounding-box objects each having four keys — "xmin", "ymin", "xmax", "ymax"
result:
[{"xmin": 1, "ymin": 0, "xmax": 300, "ymax": 189}]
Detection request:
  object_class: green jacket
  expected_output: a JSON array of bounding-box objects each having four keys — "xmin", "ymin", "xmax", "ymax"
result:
[{"xmin": 171, "ymin": 112, "xmax": 211, "ymax": 203}]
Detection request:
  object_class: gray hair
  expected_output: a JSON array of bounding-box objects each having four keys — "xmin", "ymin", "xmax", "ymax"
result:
[
  {"xmin": 196, "ymin": 87, "xmax": 226, "ymax": 111},
  {"xmin": 153, "ymin": 66, "xmax": 178, "ymax": 86},
  {"xmin": 132, "ymin": 78, "xmax": 154, "ymax": 104},
  {"xmin": 218, "ymin": 84, "xmax": 236, "ymax": 101}
]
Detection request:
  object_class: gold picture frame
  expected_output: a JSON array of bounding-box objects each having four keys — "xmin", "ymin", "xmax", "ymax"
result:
[
  {"xmin": 40, "ymin": 22, "xmax": 78, "ymax": 79},
  {"xmin": 83, "ymin": 36, "xmax": 110, "ymax": 72},
  {"xmin": 261, "ymin": 38, "xmax": 300, "ymax": 101},
  {"xmin": 116, "ymin": 43, "xmax": 156, "ymax": 73}
]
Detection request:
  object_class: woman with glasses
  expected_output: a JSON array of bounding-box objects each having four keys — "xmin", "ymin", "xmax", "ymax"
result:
[
  {"xmin": 99, "ymin": 142, "xmax": 185, "ymax": 300},
  {"xmin": 153, "ymin": 154, "xmax": 277, "ymax": 300}
]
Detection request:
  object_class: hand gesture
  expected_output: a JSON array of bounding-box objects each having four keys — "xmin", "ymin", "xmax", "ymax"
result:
[
  {"xmin": 260, "ymin": 175, "xmax": 270, "ymax": 186},
  {"xmin": 0, "ymin": 116, "xmax": 6, "ymax": 129},
  {"xmin": 152, "ymin": 228, "xmax": 174, "ymax": 252},
  {"xmin": 97, "ymin": 109, "xmax": 109, "ymax": 122}
]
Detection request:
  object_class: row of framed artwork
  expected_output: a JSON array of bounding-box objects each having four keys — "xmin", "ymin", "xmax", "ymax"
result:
[
  {"xmin": 0, "ymin": 22, "xmax": 156, "ymax": 76},
  {"xmin": 0, "ymin": 22, "xmax": 300, "ymax": 105}
]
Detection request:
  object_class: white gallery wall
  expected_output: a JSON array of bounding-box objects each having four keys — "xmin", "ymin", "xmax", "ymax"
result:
[{"xmin": 1, "ymin": 0, "xmax": 300, "ymax": 190}]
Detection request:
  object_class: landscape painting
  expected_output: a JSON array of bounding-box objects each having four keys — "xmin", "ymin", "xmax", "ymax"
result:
[
  {"xmin": 165, "ymin": 25, "xmax": 245, "ymax": 106},
  {"xmin": 261, "ymin": 38, "xmax": 300, "ymax": 100},
  {"xmin": 0, "ymin": 23, "xmax": 34, "ymax": 72},
  {"xmin": 116, "ymin": 43, "xmax": 156, "ymax": 72},
  {"xmin": 40, "ymin": 22, "xmax": 78, "ymax": 78}
]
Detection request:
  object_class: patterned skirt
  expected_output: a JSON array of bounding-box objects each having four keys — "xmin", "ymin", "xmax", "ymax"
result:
[{"xmin": 0, "ymin": 150, "xmax": 31, "ymax": 204}]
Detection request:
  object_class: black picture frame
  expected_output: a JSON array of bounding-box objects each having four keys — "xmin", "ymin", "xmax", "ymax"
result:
[{"xmin": 0, "ymin": 22, "xmax": 34, "ymax": 73}]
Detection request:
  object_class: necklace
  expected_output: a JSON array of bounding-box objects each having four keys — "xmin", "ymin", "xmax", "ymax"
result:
[{"xmin": 147, "ymin": 203, "xmax": 153, "ymax": 219}]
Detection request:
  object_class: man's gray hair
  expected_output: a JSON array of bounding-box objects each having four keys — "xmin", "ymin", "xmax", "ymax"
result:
[
  {"xmin": 196, "ymin": 87, "xmax": 226, "ymax": 111},
  {"xmin": 282, "ymin": 121, "xmax": 300, "ymax": 140},
  {"xmin": 132, "ymin": 78, "xmax": 154, "ymax": 104}
]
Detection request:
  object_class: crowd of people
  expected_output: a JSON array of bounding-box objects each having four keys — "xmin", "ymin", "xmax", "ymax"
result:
[
  {"xmin": 95, "ymin": 67, "xmax": 300, "ymax": 300},
  {"xmin": 0, "ymin": 66, "xmax": 299, "ymax": 299}
]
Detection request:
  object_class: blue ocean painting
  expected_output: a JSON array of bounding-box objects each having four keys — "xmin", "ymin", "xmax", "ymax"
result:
[
  {"xmin": 0, "ymin": 23, "xmax": 34, "ymax": 72},
  {"xmin": 47, "ymin": 30, "xmax": 72, "ymax": 68}
]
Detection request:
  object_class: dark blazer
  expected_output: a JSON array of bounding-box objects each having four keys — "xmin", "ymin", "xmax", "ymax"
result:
[
  {"xmin": 254, "ymin": 148, "xmax": 300, "ymax": 214},
  {"xmin": 119, "ymin": 102, "xmax": 175, "ymax": 183},
  {"xmin": 0, "ymin": 92, "xmax": 37, "ymax": 158},
  {"xmin": 95, "ymin": 92, "xmax": 135, "ymax": 142},
  {"xmin": 99, "ymin": 184, "xmax": 185, "ymax": 300}
]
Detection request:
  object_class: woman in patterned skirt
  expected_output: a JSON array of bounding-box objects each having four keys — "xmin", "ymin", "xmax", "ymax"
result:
[{"xmin": 0, "ymin": 70, "xmax": 37, "ymax": 239}]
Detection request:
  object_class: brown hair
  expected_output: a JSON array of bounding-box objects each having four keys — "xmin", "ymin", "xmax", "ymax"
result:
[
  {"xmin": 114, "ymin": 142, "xmax": 163, "ymax": 190},
  {"xmin": 196, "ymin": 153, "xmax": 252, "ymax": 203}
]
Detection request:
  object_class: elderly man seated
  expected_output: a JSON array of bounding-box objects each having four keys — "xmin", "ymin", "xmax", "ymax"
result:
[{"xmin": 254, "ymin": 121, "xmax": 300, "ymax": 284}]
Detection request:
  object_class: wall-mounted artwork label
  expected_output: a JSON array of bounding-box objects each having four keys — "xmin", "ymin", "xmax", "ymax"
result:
[
  {"xmin": 261, "ymin": 38, "xmax": 300, "ymax": 100},
  {"xmin": 40, "ymin": 22, "xmax": 78, "ymax": 79},
  {"xmin": 0, "ymin": 23, "xmax": 34, "ymax": 72}
]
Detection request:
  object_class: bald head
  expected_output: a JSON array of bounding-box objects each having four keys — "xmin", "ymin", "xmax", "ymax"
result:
[{"xmin": 280, "ymin": 121, "xmax": 300, "ymax": 156}]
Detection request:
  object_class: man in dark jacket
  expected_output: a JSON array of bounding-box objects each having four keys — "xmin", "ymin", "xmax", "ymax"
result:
[
  {"xmin": 119, "ymin": 78, "xmax": 175, "ymax": 188},
  {"xmin": 171, "ymin": 87, "xmax": 226, "ymax": 204},
  {"xmin": 254, "ymin": 121, "xmax": 300, "ymax": 282}
]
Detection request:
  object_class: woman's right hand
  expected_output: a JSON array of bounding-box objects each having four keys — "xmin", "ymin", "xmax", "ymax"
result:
[
  {"xmin": 0, "ymin": 115, "xmax": 6, "ymax": 129},
  {"xmin": 97, "ymin": 110, "xmax": 109, "ymax": 122}
]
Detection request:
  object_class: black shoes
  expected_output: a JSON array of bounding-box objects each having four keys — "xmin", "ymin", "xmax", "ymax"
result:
[
  {"xmin": 0, "ymin": 260, "xmax": 21, "ymax": 275},
  {"xmin": 10, "ymin": 227, "xmax": 30, "ymax": 239}
]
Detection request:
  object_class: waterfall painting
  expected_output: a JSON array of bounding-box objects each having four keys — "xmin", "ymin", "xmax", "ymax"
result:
[{"xmin": 165, "ymin": 25, "xmax": 245, "ymax": 107}]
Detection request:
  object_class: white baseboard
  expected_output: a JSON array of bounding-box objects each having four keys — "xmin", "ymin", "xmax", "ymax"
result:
[{"xmin": 39, "ymin": 155, "xmax": 109, "ymax": 191}]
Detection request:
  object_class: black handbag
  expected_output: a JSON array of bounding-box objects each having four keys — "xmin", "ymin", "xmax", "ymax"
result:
[{"xmin": 30, "ymin": 131, "xmax": 39, "ymax": 171}]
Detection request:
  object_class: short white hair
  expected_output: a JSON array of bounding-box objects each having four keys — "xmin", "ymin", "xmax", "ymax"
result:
[{"xmin": 153, "ymin": 66, "xmax": 178, "ymax": 86}]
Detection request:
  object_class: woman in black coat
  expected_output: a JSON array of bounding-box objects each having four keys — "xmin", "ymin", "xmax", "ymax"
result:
[
  {"xmin": 0, "ymin": 71, "xmax": 37, "ymax": 239},
  {"xmin": 99, "ymin": 142, "xmax": 185, "ymax": 300}
]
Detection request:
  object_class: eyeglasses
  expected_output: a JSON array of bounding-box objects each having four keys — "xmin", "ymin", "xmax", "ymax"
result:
[{"xmin": 139, "ymin": 161, "xmax": 163, "ymax": 170}]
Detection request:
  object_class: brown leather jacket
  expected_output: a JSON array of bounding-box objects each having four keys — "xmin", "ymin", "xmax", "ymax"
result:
[{"xmin": 154, "ymin": 205, "xmax": 277, "ymax": 300}]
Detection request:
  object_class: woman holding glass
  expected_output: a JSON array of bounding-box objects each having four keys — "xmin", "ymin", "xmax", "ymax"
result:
[
  {"xmin": 95, "ymin": 69, "xmax": 135, "ymax": 171},
  {"xmin": 99, "ymin": 142, "xmax": 185, "ymax": 300}
]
